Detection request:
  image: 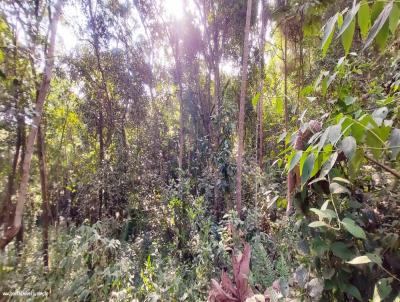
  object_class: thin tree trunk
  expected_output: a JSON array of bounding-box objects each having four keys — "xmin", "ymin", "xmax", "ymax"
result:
[
  {"xmin": 236, "ymin": 0, "xmax": 252, "ymax": 218},
  {"xmin": 37, "ymin": 125, "xmax": 49, "ymax": 269},
  {"xmin": 98, "ymin": 108, "xmax": 104, "ymax": 220},
  {"xmin": 257, "ymin": 0, "xmax": 267, "ymax": 168},
  {"xmin": 0, "ymin": 0, "xmax": 63, "ymax": 250},
  {"xmin": 213, "ymin": 57, "xmax": 222, "ymax": 219},
  {"xmin": 87, "ymin": 0, "xmax": 110, "ymax": 218},
  {"xmin": 178, "ymin": 80, "xmax": 184, "ymax": 172},
  {"xmin": 284, "ymin": 25, "xmax": 289, "ymax": 131}
]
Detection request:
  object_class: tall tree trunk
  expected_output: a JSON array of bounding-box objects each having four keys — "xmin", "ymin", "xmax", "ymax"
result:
[
  {"xmin": 284, "ymin": 25, "xmax": 289, "ymax": 131},
  {"xmin": 0, "ymin": 0, "xmax": 63, "ymax": 250},
  {"xmin": 213, "ymin": 57, "xmax": 222, "ymax": 219},
  {"xmin": 178, "ymin": 79, "xmax": 184, "ymax": 172},
  {"xmin": 37, "ymin": 125, "xmax": 49, "ymax": 269},
  {"xmin": 257, "ymin": 0, "xmax": 268, "ymax": 169},
  {"xmin": 98, "ymin": 108, "xmax": 104, "ymax": 220},
  {"xmin": 87, "ymin": 0, "xmax": 111, "ymax": 218},
  {"xmin": 235, "ymin": 0, "xmax": 252, "ymax": 218}
]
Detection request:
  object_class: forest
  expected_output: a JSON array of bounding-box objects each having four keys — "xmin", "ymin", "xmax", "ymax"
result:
[{"xmin": 0, "ymin": 0, "xmax": 399, "ymax": 301}]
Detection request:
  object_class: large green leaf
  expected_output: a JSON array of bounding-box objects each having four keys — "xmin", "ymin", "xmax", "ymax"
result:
[
  {"xmin": 358, "ymin": 0, "xmax": 371, "ymax": 40},
  {"xmin": 389, "ymin": 2, "xmax": 400, "ymax": 33},
  {"xmin": 309, "ymin": 221, "xmax": 330, "ymax": 228},
  {"xmin": 341, "ymin": 19, "xmax": 355, "ymax": 54},
  {"xmin": 289, "ymin": 151, "xmax": 303, "ymax": 172},
  {"xmin": 340, "ymin": 136, "xmax": 356, "ymax": 159},
  {"xmin": 373, "ymin": 278, "xmax": 393, "ymax": 302},
  {"xmin": 320, "ymin": 152, "xmax": 338, "ymax": 177},
  {"xmin": 349, "ymin": 149, "xmax": 364, "ymax": 178},
  {"xmin": 375, "ymin": 21, "xmax": 390, "ymax": 51},
  {"xmin": 321, "ymin": 14, "xmax": 338, "ymax": 56},
  {"xmin": 310, "ymin": 208, "xmax": 336, "ymax": 220},
  {"xmin": 301, "ymin": 153, "xmax": 315, "ymax": 185},
  {"xmin": 337, "ymin": 2, "xmax": 360, "ymax": 37},
  {"xmin": 328, "ymin": 124, "xmax": 342, "ymax": 146},
  {"xmin": 363, "ymin": 1, "xmax": 393, "ymax": 50},
  {"xmin": 331, "ymin": 241, "xmax": 353, "ymax": 260},
  {"xmin": 344, "ymin": 284, "xmax": 363, "ymax": 301},
  {"xmin": 341, "ymin": 218, "xmax": 366, "ymax": 239},
  {"xmin": 318, "ymin": 127, "xmax": 330, "ymax": 151},
  {"xmin": 366, "ymin": 127, "xmax": 388, "ymax": 159}
]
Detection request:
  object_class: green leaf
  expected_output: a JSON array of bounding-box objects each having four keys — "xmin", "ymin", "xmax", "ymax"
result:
[
  {"xmin": 363, "ymin": 1, "xmax": 393, "ymax": 50},
  {"xmin": 328, "ymin": 125, "xmax": 341, "ymax": 145},
  {"xmin": 337, "ymin": 2, "xmax": 360, "ymax": 37},
  {"xmin": 344, "ymin": 284, "xmax": 363, "ymax": 301},
  {"xmin": 389, "ymin": 3, "xmax": 400, "ymax": 33},
  {"xmin": 332, "ymin": 177, "xmax": 351, "ymax": 185},
  {"xmin": 373, "ymin": 278, "xmax": 392, "ymax": 302},
  {"xmin": 289, "ymin": 151, "xmax": 303, "ymax": 172},
  {"xmin": 389, "ymin": 128, "xmax": 400, "ymax": 160},
  {"xmin": 309, "ymin": 221, "xmax": 330, "ymax": 228},
  {"xmin": 349, "ymin": 149, "xmax": 364, "ymax": 178},
  {"xmin": 330, "ymin": 182, "xmax": 350, "ymax": 195},
  {"xmin": 318, "ymin": 127, "xmax": 330, "ymax": 151},
  {"xmin": 374, "ymin": 21, "xmax": 389, "ymax": 51},
  {"xmin": 301, "ymin": 153, "xmax": 315, "ymax": 185},
  {"xmin": 331, "ymin": 241, "xmax": 353, "ymax": 260},
  {"xmin": 277, "ymin": 131, "xmax": 287, "ymax": 143},
  {"xmin": 310, "ymin": 208, "xmax": 336, "ymax": 220},
  {"xmin": 341, "ymin": 218, "xmax": 366, "ymax": 239},
  {"xmin": 321, "ymin": 14, "xmax": 338, "ymax": 57},
  {"xmin": 358, "ymin": 0, "xmax": 371, "ymax": 40},
  {"xmin": 366, "ymin": 130, "xmax": 383, "ymax": 159},
  {"xmin": 366, "ymin": 253, "xmax": 383, "ymax": 265},
  {"xmin": 371, "ymin": 1, "xmax": 384, "ymax": 22},
  {"xmin": 312, "ymin": 237, "xmax": 330, "ymax": 255},
  {"xmin": 341, "ymin": 19, "xmax": 355, "ymax": 54},
  {"xmin": 320, "ymin": 152, "xmax": 338, "ymax": 178},
  {"xmin": 340, "ymin": 136, "xmax": 356, "ymax": 159}
]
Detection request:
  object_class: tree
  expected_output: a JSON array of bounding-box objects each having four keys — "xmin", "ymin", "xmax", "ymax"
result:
[
  {"xmin": 235, "ymin": 0, "xmax": 252, "ymax": 217},
  {"xmin": 256, "ymin": 0, "xmax": 268, "ymax": 168},
  {"xmin": 0, "ymin": 0, "xmax": 64, "ymax": 250}
]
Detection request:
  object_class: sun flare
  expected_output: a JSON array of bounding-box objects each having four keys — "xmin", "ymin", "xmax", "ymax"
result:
[{"xmin": 163, "ymin": 0, "xmax": 184, "ymax": 19}]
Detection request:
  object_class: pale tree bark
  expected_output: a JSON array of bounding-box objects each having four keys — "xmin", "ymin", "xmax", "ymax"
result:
[
  {"xmin": 236, "ymin": 0, "xmax": 252, "ymax": 218},
  {"xmin": 177, "ymin": 53, "xmax": 184, "ymax": 173},
  {"xmin": 0, "ymin": 0, "xmax": 64, "ymax": 250},
  {"xmin": 37, "ymin": 125, "xmax": 50, "ymax": 269}
]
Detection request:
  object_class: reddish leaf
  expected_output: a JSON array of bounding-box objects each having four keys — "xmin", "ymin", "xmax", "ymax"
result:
[
  {"xmin": 221, "ymin": 271, "xmax": 237, "ymax": 297},
  {"xmin": 209, "ymin": 279, "xmax": 239, "ymax": 302}
]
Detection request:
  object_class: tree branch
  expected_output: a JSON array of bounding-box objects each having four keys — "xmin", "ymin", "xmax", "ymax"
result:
[{"xmin": 364, "ymin": 154, "xmax": 400, "ymax": 179}]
